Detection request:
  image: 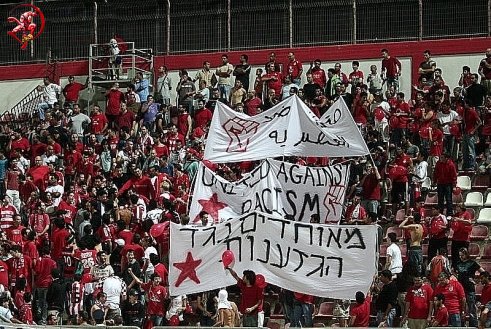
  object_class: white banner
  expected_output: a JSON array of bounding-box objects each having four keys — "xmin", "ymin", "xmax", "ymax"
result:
[
  {"xmin": 189, "ymin": 159, "xmax": 349, "ymax": 223},
  {"xmin": 169, "ymin": 211, "xmax": 378, "ymax": 299},
  {"xmin": 320, "ymin": 97, "xmax": 370, "ymax": 155},
  {"xmin": 203, "ymin": 95, "xmax": 369, "ymax": 163}
]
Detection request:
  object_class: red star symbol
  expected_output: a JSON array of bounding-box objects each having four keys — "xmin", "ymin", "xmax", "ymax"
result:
[
  {"xmin": 173, "ymin": 251, "xmax": 202, "ymax": 287},
  {"xmin": 195, "ymin": 193, "xmax": 227, "ymax": 223}
]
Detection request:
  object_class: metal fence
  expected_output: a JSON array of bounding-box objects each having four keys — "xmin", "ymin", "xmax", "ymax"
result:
[{"xmin": 0, "ymin": 0, "xmax": 489, "ymax": 64}]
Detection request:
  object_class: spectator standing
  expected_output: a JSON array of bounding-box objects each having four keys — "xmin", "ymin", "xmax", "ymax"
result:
[
  {"xmin": 478, "ymin": 48, "xmax": 491, "ymax": 94},
  {"xmin": 63, "ymin": 76, "xmax": 87, "ymax": 106},
  {"xmin": 381, "ymin": 48, "xmax": 402, "ymax": 91},
  {"xmin": 155, "ymin": 65, "xmax": 172, "ymax": 106},
  {"xmin": 216, "ymin": 54, "xmax": 234, "ymax": 100},
  {"xmin": 34, "ymin": 245, "xmax": 57, "ymax": 325},
  {"xmin": 433, "ymin": 153, "xmax": 457, "ymax": 216},
  {"xmin": 226, "ymin": 268, "xmax": 263, "ymax": 327},
  {"xmin": 430, "ymin": 293, "xmax": 449, "ymax": 327},
  {"xmin": 349, "ymin": 287, "xmax": 372, "ymax": 327},
  {"xmin": 454, "ymin": 247, "xmax": 485, "ymax": 327},
  {"xmin": 386, "ymin": 233, "xmax": 403, "ymax": 276},
  {"xmin": 176, "ymin": 70, "xmax": 196, "ymax": 113},
  {"xmin": 134, "ymin": 72, "xmax": 149, "ymax": 104},
  {"xmin": 307, "ymin": 60, "xmax": 327, "ymax": 89},
  {"xmin": 461, "ymin": 103, "xmax": 482, "ymax": 171},
  {"xmin": 285, "ymin": 52, "xmax": 303, "ymax": 86},
  {"xmin": 418, "ymin": 50, "xmax": 437, "ymax": 83},
  {"xmin": 233, "ymin": 54, "xmax": 251, "ymax": 91},
  {"xmin": 105, "ymin": 82, "xmax": 125, "ymax": 129},
  {"xmin": 402, "ymin": 275, "xmax": 433, "ymax": 329},
  {"xmin": 46, "ymin": 268, "xmax": 66, "ymax": 323},
  {"xmin": 121, "ymin": 289, "xmax": 145, "ymax": 327},
  {"xmin": 374, "ymin": 269, "xmax": 398, "ymax": 327},
  {"xmin": 400, "ymin": 215, "xmax": 424, "ymax": 276},
  {"xmin": 429, "ymin": 272, "xmax": 465, "ymax": 327},
  {"xmin": 450, "ymin": 204, "xmax": 473, "ymax": 267},
  {"xmin": 262, "ymin": 62, "xmax": 283, "ymax": 98},
  {"xmin": 427, "ymin": 206, "xmax": 448, "ymax": 261}
]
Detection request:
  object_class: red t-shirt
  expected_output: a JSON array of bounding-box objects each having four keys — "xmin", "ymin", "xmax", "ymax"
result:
[
  {"xmin": 450, "ymin": 212, "xmax": 472, "ymax": 242},
  {"xmin": 58, "ymin": 200, "xmax": 77, "ymax": 224},
  {"xmin": 361, "ymin": 173, "xmax": 381, "ymax": 200},
  {"xmin": 34, "ymin": 255, "xmax": 57, "ymax": 288},
  {"xmin": 286, "ymin": 59, "xmax": 302, "ymax": 80},
  {"xmin": 141, "ymin": 282, "xmax": 168, "ymax": 316},
  {"xmin": 406, "ymin": 284, "xmax": 433, "ymax": 319},
  {"xmin": 265, "ymin": 72, "xmax": 283, "ymax": 96},
  {"xmin": 118, "ymin": 230, "xmax": 134, "ymax": 246},
  {"xmin": 433, "ymin": 280, "xmax": 465, "ymax": 315},
  {"xmin": 350, "ymin": 295, "xmax": 371, "ymax": 327},
  {"xmin": 237, "ymin": 280, "xmax": 263, "ymax": 314},
  {"xmin": 75, "ymin": 249, "xmax": 97, "ymax": 274},
  {"xmin": 311, "ymin": 68, "xmax": 327, "ymax": 88},
  {"xmin": 194, "ymin": 108, "xmax": 213, "ymax": 129},
  {"xmin": 106, "ymin": 90, "xmax": 125, "ymax": 116},
  {"xmin": 6, "ymin": 225, "xmax": 24, "ymax": 246},
  {"xmin": 429, "ymin": 215, "xmax": 447, "ymax": 239},
  {"xmin": 245, "ymin": 97, "xmax": 262, "ymax": 116},
  {"xmin": 382, "ymin": 57, "xmax": 401, "ymax": 78},
  {"xmin": 462, "ymin": 107, "xmax": 480, "ymax": 134},
  {"xmin": 154, "ymin": 263, "xmax": 169, "ymax": 286},
  {"xmin": 61, "ymin": 246, "xmax": 77, "ymax": 279},
  {"xmin": 434, "ymin": 305, "xmax": 449, "ymax": 326},
  {"xmin": 29, "ymin": 213, "xmax": 50, "ymax": 234},
  {"xmin": 10, "ymin": 138, "xmax": 30, "ymax": 158},
  {"xmin": 392, "ymin": 101, "xmax": 411, "ymax": 128},
  {"xmin": 481, "ymin": 283, "xmax": 491, "ymax": 304},
  {"xmin": 0, "ymin": 260, "xmax": 9, "ymax": 288},
  {"xmin": 64, "ymin": 82, "xmax": 85, "ymax": 102},
  {"xmin": 118, "ymin": 110, "xmax": 136, "ymax": 130},
  {"xmin": 429, "ymin": 128, "xmax": 444, "ymax": 156},
  {"xmin": 91, "ymin": 113, "xmax": 108, "ymax": 134},
  {"xmin": 51, "ymin": 227, "xmax": 70, "ymax": 260}
]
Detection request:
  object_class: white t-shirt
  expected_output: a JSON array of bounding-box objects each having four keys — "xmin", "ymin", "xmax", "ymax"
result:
[
  {"xmin": 413, "ymin": 161, "xmax": 428, "ymax": 183},
  {"xmin": 46, "ymin": 184, "xmax": 64, "ymax": 206},
  {"xmin": 437, "ymin": 110, "xmax": 460, "ymax": 135},
  {"xmin": 387, "ymin": 243, "xmax": 403, "ymax": 274},
  {"xmin": 43, "ymin": 83, "xmax": 61, "ymax": 105}
]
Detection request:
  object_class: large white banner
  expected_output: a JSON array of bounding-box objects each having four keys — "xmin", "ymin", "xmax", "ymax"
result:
[
  {"xmin": 320, "ymin": 97, "xmax": 370, "ymax": 155},
  {"xmin": 203, "ymin": 95, "xmax": 369, "ymax": 163},
  {"xmin": 169, "ymin": 211, "xmax": 378, "ymax": 299},
  {"xmin": 189, "ymin": 159, "xmax": 349, "ymax": 223}
]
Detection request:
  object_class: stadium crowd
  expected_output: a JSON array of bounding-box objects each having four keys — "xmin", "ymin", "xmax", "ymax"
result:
[{"xmin": 0, "ymin": 44, "xmax": 489, "ymax": 328}]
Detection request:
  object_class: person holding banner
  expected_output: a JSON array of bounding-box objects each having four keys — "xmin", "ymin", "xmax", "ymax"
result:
[{"xmin": 226, "ymin": 267, "xmax": 263, "ymax": 327}]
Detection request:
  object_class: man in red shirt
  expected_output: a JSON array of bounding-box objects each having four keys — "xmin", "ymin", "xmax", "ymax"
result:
[
  {"xmin": 429, "ymin": 271, "xmax": 465, "ymax": 326},
  {"xmin": 433, "ymin": 153, "xmax": 457, "ymax": 216},
  {"xmin": 8, "ymin": 245, "xmax": 32, "ymax": 293},
  {"xmin": 430, "ymin": 293, "xmax": 449, "ymax": 327},
  {"xmin": 350, "ymin": 289, "xmax": 372, "ymax": 327},
  {"xmin": 427, "ymin": 206, "xmax": 448, "ymax": 262},
  {"xmin": 461, "ymin": 104, "xmax": 482, "ymax": 170},
  {"xmin": 7, "ymin": 130, "xmax": 30, "ymax": 159},
  {"xmin": 390, "ymin": 92, "xmax": 411, "ymax": 147},
  {"xmin": 90, "ymin": 105, "xmax": 108, "ymax": 142},
  {"xmin": 285, "ymin": 52, "xmax": 303, "ymax": 86},
  {"xmin": 119, "ymin": 167, "xmax": 155, "ymax": 201},
  {"xmin": 34, "ymin": 245, "xmax": 57, "ymax": 325},
  {"xmin": 227, "ymin": 268, "xmax": 263, "ymax": 327},
  {"xmin": 479, "ymin": 272, "xmax": 491, "ymax": 327},
  {"xmin": 193, "ymin": 100, "xmax": 213, "ymax": 129},
  {"xmin": 105, "ymin": 82, "xmax": 125, "ymax": 129},
  {"xmin": 6, "ymin": 214, "xmax": 24, "ymax": 246},
  {"xmin": 0, "ymin": 196, "xmax": 17, "ymax": 231},
  {"xmin": 244, "ymin": 91, "xmax": 262, "ymax": 116},
  {"xmin": 63, "ymin": 76, "xmax": 86, "ymax": 105},
  {"xmin": 450, "ymin": 203, "xmax": 472, "ymax": 267},
  {"xmin": 381, "ymin": 48, "xmax": 402, "ymax": 91},
  {"xmin": 402, "ymin": 276, "xmax": 433, "ymax": 329},
  {"xmin": 51, "ymin": 217, "xmax": 70, "ymax": 261},
  {"xmin": 261, "ymin": 63, "xmax": 283, "ymax": 98},
  {"xmin": 128, "ymin": 271, "xmax": 168, "ymax": 326}
]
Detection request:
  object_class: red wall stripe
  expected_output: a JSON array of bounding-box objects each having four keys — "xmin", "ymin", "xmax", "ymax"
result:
[{"xmin": 0, "ymin": 37, "xmax": 488, "ymax": 86}]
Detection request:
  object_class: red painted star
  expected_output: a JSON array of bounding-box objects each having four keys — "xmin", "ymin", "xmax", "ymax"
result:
[
  {"xmin": 173, "ymin": 251, "xmax": 202, "ymax": 287},
  {"xmin": 196, "ymin": 193, "xmax": 227, "ymax": 222}
]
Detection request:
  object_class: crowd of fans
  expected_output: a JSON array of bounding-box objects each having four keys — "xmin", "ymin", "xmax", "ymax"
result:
[{"xmin": 0, "ymin": 44, "xmax": 489, "ymax": 328}]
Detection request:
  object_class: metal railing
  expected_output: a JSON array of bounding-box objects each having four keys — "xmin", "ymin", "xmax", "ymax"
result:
[
  {"xmin": 0, "ymin": 0, "xmax": 489, "ymax": 65},
  {"xmin": 3, "ymin": 87, "xmax": 42, "ymax": 130}
]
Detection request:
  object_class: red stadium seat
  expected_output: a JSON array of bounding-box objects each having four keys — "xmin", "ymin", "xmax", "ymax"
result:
[
  {"xmin": 481, "ymin": 244, "xmax": 491, "ymax": 260},
  {"xmin": 314, "ymin": 302, "xmax": 334, "ymax": 324},
  {"xmin": 385, "ymin": 226, "xmax": 403, "ymax": 241},
  {"xmin": 472, "ymin": 174, "xmax": 491, "ymax": 192},
  {"xmin": 470, "ymin": 225, "xmax": 489, "ymax": 241},
  {"xmin": 468, "ymin": 243, "xmax": 481, "ymax": 258},
  {"xmin": 425, "ymin": 193, "xmax": 438, "ymax": 207}
]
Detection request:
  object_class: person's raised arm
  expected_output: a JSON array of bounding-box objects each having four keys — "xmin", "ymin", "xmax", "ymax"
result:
[{"xmin": 226, "ymin": 267, "xmax": 240, "ymax": 282}]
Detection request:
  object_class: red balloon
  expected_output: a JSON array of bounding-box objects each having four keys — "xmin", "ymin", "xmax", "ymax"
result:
[
  {"xmin": 388, "ymin": 165, "xmax": 408, "ymax": 181},
  {"xmin": 169, "ymin": 315, "xmax": 180, "ymax": 326},
  {"xmin": 374, "ymin": 107, "xmax": 385, "ymax": 121},
  {"xmin": 150, "ymin": 221, "xmax": 170, "ymax": 238},
  {"xmin": 221, "ymin": 250, "xmax": 235, "ymax": 268},
  {"xmin": 256, "ymin": 274, "xmax": 267, "ymax": 288}
]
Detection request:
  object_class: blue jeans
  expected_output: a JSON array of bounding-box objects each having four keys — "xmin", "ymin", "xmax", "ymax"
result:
[
  {"xmin": 292, "ymin": 303, "xmax": 313, "ymax": 327},
  {"xmin": 218, "ymin": 84, "xmax": 231, "ymax": 100},
  {"xmin": 149, "ymin": 315, "xmax": 163, "ymax": 326},
  {"xmin": 462, "ymin": 134, "xmax": 476, "ymax": 170},
  {"xmin": 437, "ymin": 183, "xmax": 453, "ymax": 216},
  {"xmin": 467, "ymin": 291, "xmax": 478, "ymax": 327},
  {"xmin": 448, "ymin": 313, "xmax": 461, "ymax": 327},
  {"xmin": 37, "ymin": 102, "xmax": 50, "ymax": 120},
  {"xmin": 377, "ymin": 308, "xmax": 396, "ymax": 327},
  {"xmin": 35, "ymin": 287, "xmax": 48, "ymax": 324}
]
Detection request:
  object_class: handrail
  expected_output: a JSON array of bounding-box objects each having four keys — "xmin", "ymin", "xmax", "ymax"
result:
[{"xmin": 5, "ymin": 87, "xmax": 42, "ymax": 129}]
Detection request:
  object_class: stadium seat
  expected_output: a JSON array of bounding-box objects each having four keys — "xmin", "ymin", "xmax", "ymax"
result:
[
  {"xmin": 267, "ymin": 321, "xmax": 281, "ymax": 329},
  {"xmin": 472, "ymin": 174, "xmax": 491, "ymax": 192},
  {"xmin": 385, "ymin": 226, "xmax": 403, "ymax": 241},
  {"xmin": 314, "ymin": 302, "xmax": 334, "ymax": 323},
  {"xmin": 457, "ymin": 175, "xmax": 472, "ymax": 191},
  {"xmin": 395, "ymin": 209, "xmax": 406, "ymax": 223},
  {"xmin": 470, "ymin": 225, "xmax": 489, "ymax": 241},
  {"xmin": 468, "ymin": 243, "xmax": 481, "ymax": 258},
  {"xmin": 464, "ymin": 192, "xmax": 484, "ymax": 207},
  {"xmin": 422, "ymin": 244, "xmax": 429, "ymax": 258},
  {"xmin": 485, "ymin": 193, "xmax": 491, "ymax": 207},
  {"xmin": 379, "ymin": 243, "xmax": 389, "ymax": 257},
  {"xmin": 452, "ymin": 189, "xmax": 463, "ymax": 204},
  {"xmin": 425, "ymin": 192, "xmax": 438, "ymax": 207},
  {"xmin": 477, "ymin": 208, "xmax": 491, "ymax": 224},
  {"xmin": 476, "ymin": 282, "xmax": 483, "ymax": 299},
  {"xmin": 481, "ymin": 262, "xmax": 491, "ymax": 273},
  {"xmin": 481, "ymin": 244, "xmax": 491, "ymax": 260}
]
